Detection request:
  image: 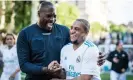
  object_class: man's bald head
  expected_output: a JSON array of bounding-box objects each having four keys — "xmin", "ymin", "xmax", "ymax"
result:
[{"xmin": 38, "ymin": 1, "xmax": 54, "ymax": 12}]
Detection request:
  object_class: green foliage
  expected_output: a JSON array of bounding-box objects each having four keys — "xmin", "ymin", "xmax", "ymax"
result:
[
  {"xmin": 0, "ymin": 1, "xmax": 32, "ymax": 34},
  {"xmin": 14, "ymin": 1, "xmax": 31, "ymax": 34},
  {"xmin": 0, "ymin": 2, "xmax": 1, "ymax": 22},
  {"xmin": 1, "ymin": 1, "xmax": 79, "ymax": 33},
  {"xmin": 109, "ymin": 23, "xmax": 127, "ymax": 33},
  {"xmin": 101, "ymin": 73, "xmax": 133, "ymax": 80},
  {"xmin": 0, "ymin": 1, "xmax": 12, "ymax": 30},
  {"xmin": 56, "ymin": 2, "xmax": 80, "ymax": 28},
  {"xmin": 119, "ymin": 24, "xmax": 127, "ymax": 33},
  {"xmin": 90, "ymin": 22, "xmax": 105, "ymax": 33}
]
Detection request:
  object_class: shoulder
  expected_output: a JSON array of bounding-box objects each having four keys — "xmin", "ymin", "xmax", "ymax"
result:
[
  {"xmin": 84, "ymin": 40, "xmax": 99, "ymax": 56},
  {"xmin": 122, "ymin": 50, "xmax": 128, "ymax": 55},
  {"xmin": 110, "ymin": 50, "xmax": 116, "ymax": 54},
  {"xmin": 61, "ymin": 43, "xmax": 72, "ymax": 52},
  {"xmin": 84, "ymin": 40, "xmax": 99, "ymax": 50},
  {"xmin": 18, "ymin": 24, "xmax": 38, "ymax": 39},
  {"xmin": 0, "ymin": 45, "xmax": 7, "ymax": 52},
  {"xmin": 19, "ymin": 24, "xmax": 37, "ymax": 34},
  {"xmin": 61, "ymin": 43, "xmax": 72, "ymax": 58},
  {"xmin": 12, "ymin": 45, "xmax": 17, "ymax": 50}
]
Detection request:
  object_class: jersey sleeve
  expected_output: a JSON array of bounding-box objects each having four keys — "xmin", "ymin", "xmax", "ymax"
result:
[{"xmin": 80, "ymin": 47, "xmax": 100, "ymax": 76}]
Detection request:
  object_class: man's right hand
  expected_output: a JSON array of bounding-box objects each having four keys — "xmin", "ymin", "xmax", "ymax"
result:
[
  {"xmin": 113, "ymin": 57, "xmax": 119, "ymax": 63},
  {"xmin": 48, "ymin": 61, "xmax": 61, "ymax": 72},
  {"xmin": 47, "ymin": 61, "xmax": 64, "ymax": 79}
]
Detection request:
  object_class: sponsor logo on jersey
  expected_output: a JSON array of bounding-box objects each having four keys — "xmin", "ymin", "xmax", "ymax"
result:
[
  {"xmin": 66, "ymin": 71, "xmax": 81, "ymax": 77},
  {"xmin": 66, "ymin": 65, "xmax": 81, "ymax": 77}
]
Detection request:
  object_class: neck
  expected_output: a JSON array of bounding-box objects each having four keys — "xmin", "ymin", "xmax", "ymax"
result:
[
  {"xmin": 73, "ymin": 42, "xmax": 83, "ymax": 50},
  {"xmin": 116, "ymin": 48, "xmax": 121, "ymax": 53},
  {"xmin": 37, "ymin": 21, "xmax": 43, "ymax": 29},
  {"xmin": 8, "ymin": 46, "xmax": 13, "ymax": 49}
]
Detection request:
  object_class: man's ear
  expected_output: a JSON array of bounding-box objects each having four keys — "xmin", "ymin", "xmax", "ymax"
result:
[{"xmin": 81, "ymin": 34, "xmax": 86, "ymax": 40}]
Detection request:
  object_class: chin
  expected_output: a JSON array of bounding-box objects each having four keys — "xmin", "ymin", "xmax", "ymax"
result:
[{"xmin": 71, "ymin": 40, "xmax": 79, "ymax": 45}]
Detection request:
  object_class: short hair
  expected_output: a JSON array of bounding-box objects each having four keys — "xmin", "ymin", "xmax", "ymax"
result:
[
  {"xmin": 76, "ymin": 19, "xmax": 90, "ymax": 33},
  {"xmin": 3, "ymin": 33, "xmax": 15, "ymax": 45},
  {"xmin": 116, "ymin": 41, "xmax": 123, "ymax": 46},
  {"xmin": 38, "ymin": 1, "xmax": 53, "ymax": 11}
]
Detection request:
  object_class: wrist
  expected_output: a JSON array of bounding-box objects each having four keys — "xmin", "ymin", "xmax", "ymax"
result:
[
  {"xmin": 42, "ymin": 67, "xmax": 49, "ymax": 73},
  {"xmin": 58, "ymin": 68, "xmax": 66, "ymax": 79}
]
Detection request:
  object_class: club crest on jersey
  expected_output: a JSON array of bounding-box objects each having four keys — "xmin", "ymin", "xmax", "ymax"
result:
[{"xmin": 76, "ymin": 56, "xmax": 81, "ymax": 63}]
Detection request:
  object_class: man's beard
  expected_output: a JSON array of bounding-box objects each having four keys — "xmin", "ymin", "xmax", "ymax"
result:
[
  {"xmin": 71, "ymin": 40, "xmax": 79, "ymax": 45},
  {"xmin": 40, "ymin": 23, "xmax": 54, "ymax": 32},
  {"xmin": 39, "ymin": 20, "xmax": 55, "ymax": 31},
  {"xmin": 71, "ymin": 37, "xmax": 86, "ymax": 45}
]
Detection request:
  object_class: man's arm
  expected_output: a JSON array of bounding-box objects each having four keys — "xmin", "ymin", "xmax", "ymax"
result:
[
  {"xmin": 124, "ymin": 52, "xmax": 129, "ymax": 70},
  {"xmin": 17, "ymin": 30, "xmax": 46, "ymax": 75}
]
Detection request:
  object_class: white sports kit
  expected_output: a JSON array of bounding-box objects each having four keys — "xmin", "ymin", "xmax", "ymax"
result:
[{"xmin": 60, "ymin": 40, "xmax": 101, "ymax": 80}]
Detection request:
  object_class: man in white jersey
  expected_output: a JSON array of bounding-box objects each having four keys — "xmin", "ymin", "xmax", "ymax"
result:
[{"xmin": 49, "ymin": 19, "xmax": 101, "ymax": 80}]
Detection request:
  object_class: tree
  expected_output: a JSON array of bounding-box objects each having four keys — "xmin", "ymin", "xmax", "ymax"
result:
[
  {"xmin": 90, "ymin": 22, "xmax": 106, "ymax": 34},
  {"xmin": 109, "ymin": 23, "xmax": 127, "ymax": 33},
  {"xmin": 0, "ymin": 1, "xmax": 32, "ymax": 34},
  {"xmin": 14, "ymin": 1, "xmax": 32, "ymax": 34},
  {"xmin": 31, "ymin": 1, "xmax": 39, "ymax": 24},
  {"xmin": 0, "ymin": 1, "xmax": 6, "ymax": 30},
  {"xmin": 56, "ymin": 2, "xmax": 79, "ymax": 28}
]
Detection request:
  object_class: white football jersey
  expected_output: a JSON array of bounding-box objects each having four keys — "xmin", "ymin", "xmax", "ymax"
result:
[
  {"xmin": 60, "ymin": 40, "xmax": 101, "ymax": 80},
  {"xmin": 0, "ymin": 45, "xmax": 21, "ymax": 80}
]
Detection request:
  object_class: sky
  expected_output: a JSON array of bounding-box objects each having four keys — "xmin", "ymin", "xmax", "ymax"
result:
[{"xmin": 86, "ymin": 0, "xmax": 133, "ymax": 25}]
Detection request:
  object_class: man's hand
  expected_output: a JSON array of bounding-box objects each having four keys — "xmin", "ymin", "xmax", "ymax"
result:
[
  {"xmin": 9, "ymin": 74, "xmax": 15, "ymax": 80},
  {"xmin": 48, "ymin": 61, "xmax": 65, "ymax": 79},
  {"xmin": 121, "ymin": 68, "xmax": 125, "ymax": 73},
  {"xmin": 113, "ymin": 57, "xmax": 119, "ymax": 63},
  {"xmin": 48, "ymin": 61, "xmax": 61, "ymax": 72},
  {"xmin": 97, "ymin": 52, "xmax": 106, "ymax": 66}
]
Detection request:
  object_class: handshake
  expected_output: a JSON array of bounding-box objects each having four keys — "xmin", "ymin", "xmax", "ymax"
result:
[
  {"xmin": 43, "ymin": 61, "xmax": 66, "ymax": 79},
  {"xmin": 48, "ymin": 61, "xmax": 62, "ymax": 72}
]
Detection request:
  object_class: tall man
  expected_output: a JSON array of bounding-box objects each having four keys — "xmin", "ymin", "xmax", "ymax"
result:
[
  {"xmin": 17, "ymin": 1, "xmax": 105, "ymax": 80},
  {"xmin": 107, "ymin": 41, "xmax": 129, "ymax": 80}
]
